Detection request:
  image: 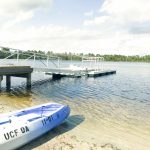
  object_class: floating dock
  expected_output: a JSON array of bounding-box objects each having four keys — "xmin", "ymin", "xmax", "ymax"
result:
[
  {"xmin": 43, "ymin": 57, "xmax": 117, "ymax": 79},
  {"xmin": 45, "ymin": 69, "xmax": 116, "ymax": 79},
  {"xmin": 87, "ymin": 70, "xmax": 116, "ymax": 77}
]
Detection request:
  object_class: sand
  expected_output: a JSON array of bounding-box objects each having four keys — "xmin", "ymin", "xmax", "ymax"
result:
[
  {"xmin": 0, "ymin": 94, "xmax": 149, "ymax": 150},
  {"xmin": 0, "ymin": 94, "xmax": 122, "ymax": 150}
]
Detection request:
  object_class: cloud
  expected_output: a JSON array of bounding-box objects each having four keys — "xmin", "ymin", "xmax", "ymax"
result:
[
  {"xmin": 1, "ymin": 24, "xmax": 149, "ymax": 55},
  {"xmin": 0, "ymin": 0, "xmax": 53, "ymax": 29},
  {"xmin": 84, "ymin": 11, "xmax": 94, "ymax": 17},
  {"xmin": 101, "ymin": 0, "xmax": 150, "ymax": 23},
  {"xmin": 0, "ymin": 0, "xmax": 150, "ymax": 55},
  {"xmin": 84, "ymin": 16, "xmax": 109, "ymax": 26},
  {"xmin": 81, "ymin": 0, "xmax": 150, "ymax": 54},
  {"xmin": 0, "ymin": 0, "xmax": 53, "ymax": 15},
  {"xmin": 129, "ymin": 21, "xmax": 150, "ymax": 34},
  {"xmin": 84, "ymin": 0, "xmax": 150, "ymax": 33},
  {"xmin": 3, "ymin": 11, "xmax": 34, "ymax": 29}
]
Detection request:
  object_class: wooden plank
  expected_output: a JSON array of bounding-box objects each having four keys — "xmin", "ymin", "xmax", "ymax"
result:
[{"xmin": 0, "ymin": 66, "xmax": 33, "ymax": 75}]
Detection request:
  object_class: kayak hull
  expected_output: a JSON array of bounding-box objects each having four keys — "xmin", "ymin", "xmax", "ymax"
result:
[{"xmin": 0, "ymin": 103, "xmax": 70, "ymax": 150}]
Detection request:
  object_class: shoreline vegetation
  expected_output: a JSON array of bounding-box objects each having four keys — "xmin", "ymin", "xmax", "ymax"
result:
[{"xmin": 0, "ymin": 47, "xmax": 150, "ymax": 62}]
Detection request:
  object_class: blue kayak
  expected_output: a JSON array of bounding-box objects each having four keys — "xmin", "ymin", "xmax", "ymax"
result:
[{"xmin": 0, "ymin": 103, "xmax": 70, "ymax": 150}]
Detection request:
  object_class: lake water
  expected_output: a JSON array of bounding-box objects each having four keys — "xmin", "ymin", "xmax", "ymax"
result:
[{"xmin": 0, "ymin": 60, "xmax": 150, "ymax": 150}]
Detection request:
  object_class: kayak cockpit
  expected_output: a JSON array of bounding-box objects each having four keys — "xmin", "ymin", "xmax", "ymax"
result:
[
  {"xmin": 0, "ymin": 120, "xmax": 11, "ymax": 125},
  {"xmin": 0, "ymin": 104, "xmax": 63, "ymax": 126}
]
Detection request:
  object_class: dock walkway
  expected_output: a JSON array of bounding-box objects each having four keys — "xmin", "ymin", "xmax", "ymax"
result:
[
  {"xmin": 0, "ymin": 46, "xmax": 116, "ymax": 91},
  {"xmin": 42, "ymin": 68, "xmax": 116, "ymax": 79}
]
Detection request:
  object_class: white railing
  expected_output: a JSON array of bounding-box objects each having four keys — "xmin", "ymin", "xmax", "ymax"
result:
[
  {"xmin": 82, "ymin": 56, "xmax": 104, "ymax": 70},
  {"xmin": 0, "ymin": 46, "xmax": 61, "ymax": 68}
]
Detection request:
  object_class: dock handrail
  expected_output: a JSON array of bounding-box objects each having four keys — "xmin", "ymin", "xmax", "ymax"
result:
[
  {"xmin": 82, "ymin": 56, "xmax": 104, "ymax": 70},
  {"xmin": 0, "ymin": 46, "xmax": 61, "ymax": 68}
]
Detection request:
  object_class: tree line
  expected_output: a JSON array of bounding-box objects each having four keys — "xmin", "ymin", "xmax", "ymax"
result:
[{"xmin": 0, "ymin": 48, "xmax": 150, "ymax": 62}]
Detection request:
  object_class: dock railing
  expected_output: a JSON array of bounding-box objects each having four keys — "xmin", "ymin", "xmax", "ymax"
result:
[
  {"xmin": 82, "ymin": 56, "xmax": 104, "ymax": 71},
  {"xmin": 0, "ymin": 46, "xmax": 61, "ymax": 68}
]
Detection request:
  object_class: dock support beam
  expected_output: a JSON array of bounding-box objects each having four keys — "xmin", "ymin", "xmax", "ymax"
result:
[
  {"xmin": 26, "ymin": 73, "xmax": 31, "ymax": 90},
  {"xmin": 0, "ymin": 76, "xmax": 3, "ymax": 91},
  {"xmin": 6, "ymin": 75, "xmax": 11, "ymax": 91}
]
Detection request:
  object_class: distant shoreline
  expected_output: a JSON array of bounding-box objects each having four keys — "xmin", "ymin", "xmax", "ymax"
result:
[
  {"xmin": 0, "ymin": 47, "xmax": 150, "ymax": 62},
  {"xmin": 0, "ymin": 57, "xmax": 150, "ymax": 63}
]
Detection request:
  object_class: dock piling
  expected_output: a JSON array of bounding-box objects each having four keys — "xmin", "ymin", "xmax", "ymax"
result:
[
  {"xmin": 26, "ymin": 73, "xmax": 31, "ymax": 90},
  {"xmin": 0, "ymin": 76, "xmax": 3, "ymax": 91},
  {"xmin": 6, "ymin": 75, "xmax": 11, "ymax": 91}
]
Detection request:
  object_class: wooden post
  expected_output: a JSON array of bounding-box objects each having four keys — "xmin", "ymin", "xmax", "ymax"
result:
[
  {"xmin": 26, "ymin": 73, "xmax": 31, "ymax": 90},
  {"xmin": 0, "ymin": 76, "xmax": 3, "ymax": 91},
  {"xmin": 6, "ymin": 75, "xmax": 11, "ymax": 91}
]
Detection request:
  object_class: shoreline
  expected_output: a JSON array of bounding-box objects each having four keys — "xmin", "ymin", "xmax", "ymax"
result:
[
  {"xmin": 0, "ymin": 95, "xmax": 120, "ymax": 150},
  {"xmin": 0, "ymin": 94, "xmax": 150, "ymax": 150}
]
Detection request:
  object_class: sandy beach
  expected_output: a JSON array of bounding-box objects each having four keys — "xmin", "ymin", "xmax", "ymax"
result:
[
  {"xmin": 0, "ymin": 94, "xmax": 122, "ymax": 150},
  {"xmin": 0, "ymin": 93, "xmax": 150, "ymax": 150}
]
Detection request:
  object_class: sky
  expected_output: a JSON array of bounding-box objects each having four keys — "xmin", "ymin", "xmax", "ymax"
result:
[{"xmin": 0, "ymin": 0, "xmax": 150, "ymax": 55}]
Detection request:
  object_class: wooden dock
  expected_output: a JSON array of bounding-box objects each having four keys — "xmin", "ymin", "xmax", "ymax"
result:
[
  {"xmin": 0, "ymin": 48, "xmax": 116, "ymax": 91},
  {"xmin": 0, "ymin": 65, "xmax": 116, "ymax": 91},
  {"xmin": 0, "ymin": 66, "xmax": 33, "ymax": 91}
]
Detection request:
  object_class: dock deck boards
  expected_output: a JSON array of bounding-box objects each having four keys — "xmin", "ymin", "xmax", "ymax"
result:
[{"xmin": 0, "ymin": 66, "xmax": 33, "ymax": 75}]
